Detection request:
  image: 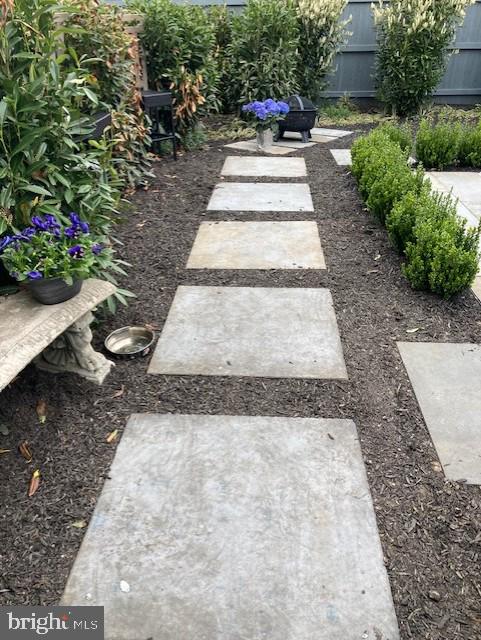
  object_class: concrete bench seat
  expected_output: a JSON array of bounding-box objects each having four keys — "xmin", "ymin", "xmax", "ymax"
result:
[{"xmin": 0, "ymin": 278, "xmax": 116, "ymax": 392}]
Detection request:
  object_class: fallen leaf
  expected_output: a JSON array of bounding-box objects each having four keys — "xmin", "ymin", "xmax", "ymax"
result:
[
  {"xmin": 374, "ymin": 254, "xmax": 381, "ymax": 261},
  {"xmin": 28, "ymin": 469, "xmax": 40, "ymax": 497},
  {"xmin": 0, "ymin": 423, "xmax": 9, "ymax": 436},
  {"xmin": 431, "ymin": 461, "xmax": 442, "ymax": 473},
  {"xmin": 120, "ymin": 580, "xmax": 130, "ymax": 593},
  {"xmin": 111, "ymin": 386, "xmax": 124, "ymax": 399},
  {"xmin": 18, "ymin": 441, "xmax": 33, "ymax": 463},
  {"xmin": 406, "ymin": 328, "xmax": 420, "ymax": 333},
  {"xmin": 71, "ymin": 520, "xmax": 87, "ymax": 529},
  {"xmin": 0, "ymin": 449, "xmax": 11, "ymax": 454},
  {"xmin": 36, "ymin": 399, "xmax": 47, "ymax": 424},
  {"xmin": 106, "ymin": 429, "xmax": 118, "ymax": 444}
]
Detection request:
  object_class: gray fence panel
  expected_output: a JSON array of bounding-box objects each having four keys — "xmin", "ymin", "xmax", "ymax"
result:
[{"xmin": 103, "ymin": 0, "xmax": 481, "ymax": 103}]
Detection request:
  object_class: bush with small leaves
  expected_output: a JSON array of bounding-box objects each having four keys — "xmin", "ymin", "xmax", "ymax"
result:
[
  {"xmin": 366, "ymin": 162, "xmax": 424, "ymax": 224},
  {"xmin": 386, "ymin": 186, "xmax": 453, "ymax": 253},
  {"xmin": 458, "ymin": 122, "xmax": 481, "ymax": 168},
  {"xmin": 403, "ymin": 213, "xmax": 479, "ymax": 298},
  {"xmin": 415, "ymin": 119, "xmax": 462, "ymax": 169},
  {"xmin": 377, "ymin": 122, "xmax": 413, "ymax": 154}
]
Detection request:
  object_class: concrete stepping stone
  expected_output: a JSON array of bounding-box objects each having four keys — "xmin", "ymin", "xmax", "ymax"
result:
[
  {"xmin": 187, "ymin": 221, "xmax": 326, "ymax": 270},
  {"xmin": 398, "ymin": 342, "xmax": 481, "ymax": 484},
  {"xmin": 330, "ymin": 149, "xmax": 352, "ymax": 166},
  {"xmin": 148, "ymin": 286, "xmax": 347, "ymax": 379},
  {"xmin": 62, "ymin": 413, "xmax": 400, "ymax": 640},
  {"xmin": 207, "ymin": 182, "xmax": 313, "ymax": 212},
  {"xmin": 221, "ymin": 156, "xmax": 307, "ymax": 178},
  {"xmin": 224, "ymin": 140, "xmax": 294, "ymax": 155},
  {"xmin": 271, "ymin": 139, "xmax": 317, "ymax": 149},
  {"xmin": 427, "ymin": 171, "xmax": 481, "ymax": 228},
  {"xmin": 312, "ymin": 127, "xmax": 352, "ymax": 138}
]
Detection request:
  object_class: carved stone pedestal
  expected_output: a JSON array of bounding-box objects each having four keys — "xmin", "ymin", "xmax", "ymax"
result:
[{"xmin": 34, "ymin": 312, "xmax": 114, "ymax": 385}]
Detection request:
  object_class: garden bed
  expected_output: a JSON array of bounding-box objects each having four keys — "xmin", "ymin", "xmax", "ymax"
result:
[{"xmin": 1, "ymin": 127, "xmax": 481, "ymax": 639}]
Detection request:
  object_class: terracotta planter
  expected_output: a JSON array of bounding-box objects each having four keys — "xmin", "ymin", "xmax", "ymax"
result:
[
  {"xmin": 27, "ymin": 278, "xmax": 82, "ymax": 305},
  {"xmin": 256, "ymin": 128, "xmax": 273, "ymax": 152}
]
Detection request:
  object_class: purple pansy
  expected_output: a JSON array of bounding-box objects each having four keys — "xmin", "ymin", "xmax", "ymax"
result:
[
  {"xmin": 68, "ymin": 244, "xmax": 84, "ymax": 259},
  {"xmin": 92, "ymin": 243, "xmax": 103, "ymax": 255},
  {"xmin": 27, "ymin": 270, "xmax": 43, "ymax": 280},
  {"xmin": 0, "ymin": 236, "xmax": 12, "ymax": 253}
]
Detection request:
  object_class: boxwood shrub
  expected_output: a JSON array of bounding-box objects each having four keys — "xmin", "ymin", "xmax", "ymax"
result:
[{"xmin": 351, "ymin": 127, "xmax": 480, "ymax": 298}]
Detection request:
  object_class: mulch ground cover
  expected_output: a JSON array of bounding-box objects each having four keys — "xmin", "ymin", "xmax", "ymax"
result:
[{"xmin": 1, "ymin": 122, "xmax": 480, "ymax": 640}]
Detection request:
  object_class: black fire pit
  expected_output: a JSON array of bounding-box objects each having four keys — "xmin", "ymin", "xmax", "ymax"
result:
[{"xmin": 275, "ymin": 95, "xmax": 317, "ymax": 143}]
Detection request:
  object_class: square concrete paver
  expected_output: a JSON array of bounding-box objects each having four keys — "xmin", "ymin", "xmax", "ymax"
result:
[
  {"xmin": 149, "ymin": 286, "xmax": 347, "ymax": 379},
  {"xmin": 221, "ymin": 156, "xmax": 306, "ymax": 178},
  {"xmin": 398, "ymin": 342, "xmax": 481, "ymax": 484},
  {"xmin": 312, "ymin": 127, "xmax": 352, "ymax": 138},
  {"xmin": 272, "ymin": 139, "xmax": 317, "ymax": 149},
  {"xmin": 427, "ymin": 171, "xmax": 481, "ymax": 227},
  {"xmin": 186, "ymin": 221, "xmax": 326, "ymax": 270},
  {"xmin": 223, "ymin": 140, "xmax": 294, "ymax": 155},
  {"xmin": 62, "ymin": 413, "xmax": 400, "ymax": 640},
  {"xmin": 207, "ymin": 182, "xmax": 314, "ymax": 212},
  {"xmin": 330, "ymin": 149, "xmax": 352, "ymax": 166}
]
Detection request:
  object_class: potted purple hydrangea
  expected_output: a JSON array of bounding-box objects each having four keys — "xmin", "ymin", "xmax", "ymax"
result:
[
  {"xmin": 0, "ymin": 213, "xmax": 110, "ymax": 304},
  {"xmin": 242, "ymin": 99, "xmax": 290, "ymax": 151}
]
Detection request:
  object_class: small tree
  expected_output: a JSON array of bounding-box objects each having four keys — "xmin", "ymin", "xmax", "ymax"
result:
[
  {"xmin": 296, "ymin": 0, "xmax": 350, "ymax": 103},
  {"xmin": 373, "ymin": 0, "xmax": 474, "ymax": 116}
]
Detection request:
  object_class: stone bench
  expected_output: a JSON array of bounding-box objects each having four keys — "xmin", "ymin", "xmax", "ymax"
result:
[{"xmin": 0, "ymin": 279, "xmax": 116, "ymax": 392}]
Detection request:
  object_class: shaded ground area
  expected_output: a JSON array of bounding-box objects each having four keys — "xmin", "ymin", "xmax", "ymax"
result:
[{"xmin": 1, "ymin": 126, "xmax": 481, "ymax": 640}]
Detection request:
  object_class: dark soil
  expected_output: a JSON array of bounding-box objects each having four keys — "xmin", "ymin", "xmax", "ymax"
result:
[{"xmin": 1, "ymin": 124, "xmax": 481, "ymax": 640}]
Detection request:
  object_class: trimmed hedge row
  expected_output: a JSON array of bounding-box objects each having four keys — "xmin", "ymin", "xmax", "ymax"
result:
[
  {"xmin": 351, "ymin": 128, "xmax": 480, "ymax": 298},
  {"xmin": 416, "ymin": 119, "xmax": 481, "ymax": 170}
]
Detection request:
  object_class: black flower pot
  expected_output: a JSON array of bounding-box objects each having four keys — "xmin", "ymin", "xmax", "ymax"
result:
[{"xmin": 27, "ymin": 278, "xmax": 82, "ymax": 305}]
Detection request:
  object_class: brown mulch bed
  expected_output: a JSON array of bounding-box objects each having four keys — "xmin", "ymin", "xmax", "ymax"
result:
[{"xmin": 1, "ymin": 124, "xmax": 481, "ymax": 640}]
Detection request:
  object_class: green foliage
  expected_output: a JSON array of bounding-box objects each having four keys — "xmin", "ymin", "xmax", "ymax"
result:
[
  {"xmin": 351, "ymin": 127, "xmax": 479, "ymax": 297},
  {"xmin": 373, "ymin": 0, "xmax": 474, "ymax": 116},
  {"xmin": 63, "ymin": 0, "xmax": 152, "ymax": 188},
  {"xmin": 129, "ymin": 0, "xmax": 220, "ymax": 132},
  {"xmin": 296, "ymin": 0, "xmax": 349, "ymax": 103},
  {"xmin": 458, "ymin": 122, "xmax": 481, "ymax": 168},
  {"xmin": 181, "ymin": 124, "xmax": 208, "ymax": 151},
  {"xmin": 227, "ymin": 0, "xmax": 299, "ymax": 108},
  {"xmin": 403, "ymin": 212, "xmax": 479, "ymax": 298},
  {"xmin": 415, "ymin": 119, "xmax": 462, "ymax": 169},
  {"xmin": 376, "ymin": 121, "xmax": 413, "ymax": 153},
  {"xmin": 0, "ymin": 0, "xmax": 120, "ymax": 238},
  {"xmin": 209, "ymin": 4, "xmax": 233, "ymax": 112}
]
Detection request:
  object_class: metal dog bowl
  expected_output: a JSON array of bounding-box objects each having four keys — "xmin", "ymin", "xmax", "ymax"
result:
[{"xmin": 105, "ymin": 326, "xmax": 155, "ymax": 359}]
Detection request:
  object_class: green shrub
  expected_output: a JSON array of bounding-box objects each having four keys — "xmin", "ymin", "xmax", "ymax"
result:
[
  {"xmin": 373, "ymin": 0, "xmax": 474, "ymax": 116},
  {"xmin": 458, "ymin": 122, "xmax": 481, "ymax": 168},
  {"xmin": 0, "ymin": 0, "xmax": 120, "ymax": 237},
  {"xmin": 351, "ymin": 128, "xmax": 389, "ymax": 183},
  {"xmin": 366, "ymin": 162, "xmax": 424, "ymax": 224},
  {"xmin": 129, "ymin": 0, "xmax": 220, "ymax": 132},
  {"xmin": 209, "ymin": 4, "xmax": 233, "ymax": 113},
  {"xmin": 63, "ymin": 0, "xmax": 152, "ymax": 188},
  {"xmin": 386, "ymin": 186, "xmax": 452, "ymax": 253},
  {"xmin": 227, "ymin": 0, "xmax": 299, "ymax": 108},
  {"xmin": 415, "ymin": 119, "xmax": 462, "ymax": 169},
  {"xmin": 404, "ymin": 213, "xmax": 479, "ymax": 298},
  {"xmin": 296, "ymin": 0, "xmax": 350, "ymax": 103},
  {"xmin": 377, "ymin": 122, "xmax": 413, "ymax": 154}
]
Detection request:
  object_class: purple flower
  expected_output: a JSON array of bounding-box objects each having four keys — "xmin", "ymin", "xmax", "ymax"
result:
[
  {"xmin": 68, "ymin": 244, "xmax": 84, "ymax": 259},
  {"xmin": 0, "ymin": 236, "xmax": 12, "ymax": 253},
  {"xmin": 92, "ymin": 243, "xmax": 103, "ymax": 255},
  {"xmin": 79, "ymin": 221, "xmax": 89, "ymax": 234},
  {"xmin": 17, "ymin": 227, "xmax": 36, "ymax": 242},
  {"xmin": 64, "ymin": 226, "xmax": 77, "ymax": 238},
  {"xmin": 31, "ymin": 216, "xmax": 48, "ymax": 231},
  {"xmin": 27, "ymin": 270, "xmax": 43, "ymax": 280},
  {"xmin": 69, "ymin": 212, "xmax": 81, "ymax": 225},
  {"xmin": 278, "ymin": 101, "xmax": 290, "ymax": 115}
]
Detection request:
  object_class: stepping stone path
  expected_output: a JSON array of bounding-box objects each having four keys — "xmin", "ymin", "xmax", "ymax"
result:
[
  {"xmin": 398, "ymin": 342, "xmax": 481, "ymax": 484},
  {"xmin": 62, "ymin": 414, "xmax": 400, "ymax": 640},
  {"xmin": 187, "ymin": 221, "xmax": 326, "ymax": 270},
  {"xmin": 330, "ymin": 148, "xmax": 352, "ymax": 166},
  {"xmin": 207, "ymin": 182, "xmax": 314, "ymax": 212},
  {"xmin": 148, "ymin": 286, "xmax": 346, "ymax": 379},
  {"xmin": 64, "ymin": 141, "xmax": 401, "ymax": 638},
  {"xmin": 224, "ymin": 127, "xmax": 353, "ymax": 154},
  {"xmin": 221, "ymin": 155, "xmax": 307, "ymax": 178}
]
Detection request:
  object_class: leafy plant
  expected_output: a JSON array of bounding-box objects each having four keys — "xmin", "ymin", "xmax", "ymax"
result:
[
  {"xmin": 62, "ymin": 0, "xmax": 152, "ymax": 188},
  {"xmin": 129, "ymin": 0, "xmax": 220, "ymax": 133},
  {"xmin": 373, "ymin": 0, "xmax": 474, "ymax": 116},
  {"xmin": 227, "ymin": 0, "xmax": 300, "ymax": 109},
  {"xmin": 376, "ymin": 121, "xmax": 413, "ymax": 154},
  {"xmin": 0, "ymin": 0, "xmax": 120, "ymax": 238},
  {"xmin": 458, "ymin": 121, "xmax": 481, "ymax": 168},
  {"xmin": 403, "ymin": 211, "xmax": 479, "ymax": 298},
  {"xmin": 415, "ymin": 118, "xmax": 462, "ymax": 169},
  {"xmin": 209, "ymin": 4, "xmax": 233, "ymax": 113},
  {"xmin": 296, "ymin": 0, "xmax": 350, "ymax": 103}
]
